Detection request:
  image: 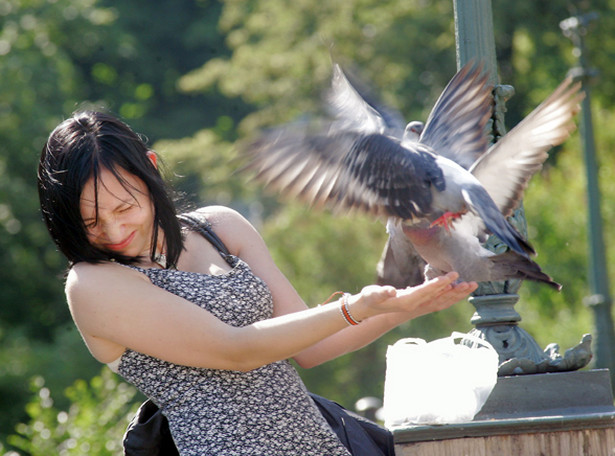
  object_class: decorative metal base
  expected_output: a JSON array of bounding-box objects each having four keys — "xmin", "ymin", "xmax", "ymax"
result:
[{"xmin": 466, "ymin": 294, "xmax": 593, "ymax": 376}]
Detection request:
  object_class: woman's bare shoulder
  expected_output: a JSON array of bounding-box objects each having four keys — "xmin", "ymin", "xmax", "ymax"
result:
[
  {"xmin": 66, "ymin": 261, "xmax": 149, "ymax": 299},
  {"xmin": 191, "ymin": 206, "xmax": 259, "ymax": 250},
  {"xmin": 192, "ymin": 205, "xmax": 248, "ymax": 226}
]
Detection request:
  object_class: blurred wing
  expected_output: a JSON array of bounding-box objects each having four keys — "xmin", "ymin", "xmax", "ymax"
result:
[
  {"xmin": 419, "ymin": 62, "xmax": 493, "ymax": 169},
  {"xmin": 470, "ymin": 77, "xmax": 583, "ymax": 220},
  {"xmin": 327, "ymin": 64, "xmax": 406, "ymax": 136},
  {"xmin": 377, "ymin": 219, "xmax": 427, "ymax": 288},
  {"xmin": 243, "ymin": 125, "xmax": 444, "ymax": 220}
]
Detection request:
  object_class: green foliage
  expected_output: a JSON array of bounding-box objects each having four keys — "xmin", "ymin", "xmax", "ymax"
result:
[
  {"xmin": 0, "ymin": 0, "xmax": 118, "ymax": 436},
  {"xmin": 88, "ymin": 0, "xmax": 251, "ymax": 141},
  {"xmin": 0, "ymin": 324, "xmax": 100, "ymax": 435},
  {"xmin": 0, "ymin": 0, "xmax": 99, "ymax": 341},
  {"xmin": 2, "ymin": 369, "xmax": 139, "ymax": 456},
  {"xmin": 180, "ymin": 0, "xmax": 458, "ymax": 133},
  {"xmin": 155, "ymin": 129, "xmax": 250, "ymax": 208},
  {"xmin": 261, "ymin": 205, "xmax": 386, "ymax": 298}
]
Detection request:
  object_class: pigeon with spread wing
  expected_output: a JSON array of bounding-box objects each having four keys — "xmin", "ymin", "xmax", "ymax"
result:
[
  {"xmin": 243, "ymin": 63, "xmax": 582, "ymax": 289},
  {"xmin": 381, "ymin": 77, "xmax": 582, "ymax": 289}
]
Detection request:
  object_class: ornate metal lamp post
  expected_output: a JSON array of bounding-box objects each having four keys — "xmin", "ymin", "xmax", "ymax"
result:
[{"xmin": 453, "ymin": 0, "xmax": 592, "ymax": 376}]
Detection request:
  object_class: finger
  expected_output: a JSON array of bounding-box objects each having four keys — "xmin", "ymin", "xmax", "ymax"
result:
[
  {"xmin": 365, "ymin": 285, "xmax": 398, "ymax": 301},
  {"xmin": 419, "ymin": 277, "xmax": 459, "ymax": 299},
  {"xmin": 402, "ymin": 278, "xmax": 477, "ymax": 316},
  {"xmin": 440, "ymin": 280, "xmax": 477, "ymax": 295},
  {"xmin": 450, "ymin": 281, "xmax": 478, "ymax": 297},
  {"xmin": 393, "ymin": 273, "xmax": 469, "ymax": 314},
  {"xmin": 383, "ymin": 286, "xmax": 397, "ymax": 297},
  {"xmin": 438, "ymin": 285, "xmax": 473, "ymax": 302},
  {"xmin": 403, "ymin": 273, "xmax": 459, "ymax": 297},
  {"xmin": 429, "ymin": 281, "xmax": 474, "ymax": 301},
  {"xmin": 433, "ymin": 283, "xmax": 477, "ymax": 308},
  {"xmin": 422, "ymin": 272, "xmax": 459, "ymax": 287}
]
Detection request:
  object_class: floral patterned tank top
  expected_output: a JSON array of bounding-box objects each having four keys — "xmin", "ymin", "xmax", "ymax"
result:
[{"xmin": 115, "ymin": 213, "xmax": 350, "ymax": 456}]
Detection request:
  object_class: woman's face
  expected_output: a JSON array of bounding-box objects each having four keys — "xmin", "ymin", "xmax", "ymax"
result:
[{"xmin": 80, "ymin": 166, "xmax": 158, "ymax": 259}]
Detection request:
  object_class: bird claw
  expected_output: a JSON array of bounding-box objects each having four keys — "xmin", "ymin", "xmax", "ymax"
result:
[{"xmin": 430, "ymin": 211, "xmax": 463, "ymax": 232}]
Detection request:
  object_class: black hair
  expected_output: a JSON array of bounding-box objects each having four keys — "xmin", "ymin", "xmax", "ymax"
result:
[{"xmin": 37, "ymin": 111, "xmax": 183, "ymax": 267}]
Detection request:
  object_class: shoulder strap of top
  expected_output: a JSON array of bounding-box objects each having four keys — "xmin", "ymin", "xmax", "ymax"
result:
[{"xmin": 177, "ymin": 213, "xmax": 234, "ymax": 266}]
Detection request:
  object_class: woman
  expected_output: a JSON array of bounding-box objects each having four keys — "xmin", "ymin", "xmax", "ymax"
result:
[{"xmin": 37, "ymin": 111, "xmax": 477, "ymax": 455}]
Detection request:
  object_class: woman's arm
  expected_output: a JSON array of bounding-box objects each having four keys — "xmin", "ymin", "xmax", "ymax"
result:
[
  {"xmin": 67, "ymin": 256, "xmax": 464, "ymax": 372},
  {"xmin": 291, "ymin": 283, "xmax": 475, "ymax": 368},
  {"xmin": 199, "ymin": 206, "xmax": 477, "ymax": 368}
]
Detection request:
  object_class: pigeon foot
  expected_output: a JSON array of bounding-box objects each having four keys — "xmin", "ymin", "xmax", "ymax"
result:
[{"xmin": 430, "ymin": 211, "xmax": 463, "ymax": 232}]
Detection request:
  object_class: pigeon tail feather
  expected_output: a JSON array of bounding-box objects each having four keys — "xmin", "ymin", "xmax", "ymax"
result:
[{"xmin": 489, "ymin": 251, "xmax": 562, "ymax": 291}]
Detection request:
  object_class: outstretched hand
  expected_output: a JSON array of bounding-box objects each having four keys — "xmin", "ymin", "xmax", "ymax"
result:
[
  {"xmin": 352, "ymin": 272, "xmax": 477, "ymax": 321},
  {"xmin": 399, "ymin": 272, "xmax": 478, "ymax": 318}
]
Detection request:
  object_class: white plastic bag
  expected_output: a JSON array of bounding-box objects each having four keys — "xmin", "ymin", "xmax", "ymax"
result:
[{"xmin": 383, "ymin": 331, "xmax": 498, "ymax": 428}]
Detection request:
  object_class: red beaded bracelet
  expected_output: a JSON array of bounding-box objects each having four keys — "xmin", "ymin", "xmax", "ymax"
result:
[
  {"xmin": 339, "ymin": 293, "xmax": 361, "ymax": 326},
  {"xmin": 319, "ymin": 291, "xmax": 361, "ymax": 326}
]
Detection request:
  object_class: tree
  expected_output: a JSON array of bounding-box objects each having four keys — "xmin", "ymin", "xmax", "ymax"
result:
[{"xmin": 3, "ymin": 369, "xmax": 139, "ymax": 456}]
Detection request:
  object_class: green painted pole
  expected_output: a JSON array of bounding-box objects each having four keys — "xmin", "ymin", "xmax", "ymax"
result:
[
  {"xmin": 561, "ymin": 13, "xmax": 615, "ymax": 386},
  {"xmin": 453, "ymin": 0, "xmax": 498, "ymax": 80},
  {"xmin": 452, "ymin": 0, "xmax": 534, "ymax": 370}
]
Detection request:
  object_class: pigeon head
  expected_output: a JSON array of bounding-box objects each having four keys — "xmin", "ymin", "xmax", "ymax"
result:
[{"xmin": 402, "ymin": 121, "xmax": 424, "ymax": 145}]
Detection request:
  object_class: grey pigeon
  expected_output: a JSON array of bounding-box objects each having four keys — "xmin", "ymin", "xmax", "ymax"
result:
[
  {"xmin": 381, "ymin": 77, "xmax": 582, "ymax": 289},
  {"xmin": 243, "ymin": 63, "xmax": 581, "ymax": 289}
]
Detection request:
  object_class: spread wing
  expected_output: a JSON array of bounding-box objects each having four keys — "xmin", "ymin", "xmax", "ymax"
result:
[
  {"xmin": 419, "ymin": 62, "xmax": 493, "ymax": 169},
  {"xmin": 327, "ymin": 64, "xmax": 406, "ymax": 137},
  {"xmin": 243, "ymin": 125, "xmax": 445, "ymax": 220},
  {"xmin": 470, "ymin": 77, "xmax": 583, "ymax": 222}
]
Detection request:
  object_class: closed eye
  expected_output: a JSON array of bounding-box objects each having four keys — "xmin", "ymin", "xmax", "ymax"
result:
[
  {"xmin": 82, "ymin": 198, "xmax": 140, "ymax": 230},
  {"xmin": 117, "ymin": 198, "xmax": 142, "ymax": 214},
  {"xmin": 83, "ymin": 217, "xmax": 98, "ymax": 229}
]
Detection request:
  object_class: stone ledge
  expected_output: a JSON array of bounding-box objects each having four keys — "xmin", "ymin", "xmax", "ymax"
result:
[
  {"xmin": 394, "ymin": 411, "xmax": 615, "ymax": 442},
  {"xmin": 392, "ymin": 369, "xmax": 615, "ymax": 443}
]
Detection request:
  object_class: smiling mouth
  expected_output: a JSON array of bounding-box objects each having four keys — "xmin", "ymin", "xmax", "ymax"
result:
[{"xmin": 104, "ymin": 231, "xmax": 136, "ymax": 251}]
